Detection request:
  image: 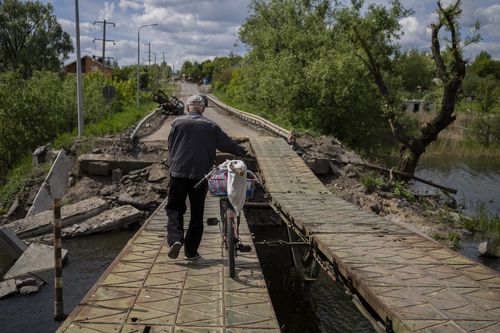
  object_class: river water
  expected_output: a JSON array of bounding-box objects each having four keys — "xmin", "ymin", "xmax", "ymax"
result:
[
  {"xmin": 414, "ymin": 156, "xmax": 500, "ymax": 217},
  {"xmin": 0, "ymin": 231, "xmax": 135, "ymax": 333},
  {"xmin": 1, "ymin": 156, "xmax": 498, "ymax": 332}
]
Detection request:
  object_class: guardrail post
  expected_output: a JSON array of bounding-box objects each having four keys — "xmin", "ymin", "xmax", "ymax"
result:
[{"xmin": 53, "ymin": 198, "xmax": 67, "ymax": 322}]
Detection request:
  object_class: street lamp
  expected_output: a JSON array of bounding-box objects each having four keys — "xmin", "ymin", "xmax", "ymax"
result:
[{"xmin": 137, "ymin": 23, "xmax": 158, "ymax": 110}]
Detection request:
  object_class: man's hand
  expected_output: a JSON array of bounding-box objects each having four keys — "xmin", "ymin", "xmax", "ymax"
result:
[{"xmin": 241, "ymin": 146, "xmax": 248, "ymax": 156}]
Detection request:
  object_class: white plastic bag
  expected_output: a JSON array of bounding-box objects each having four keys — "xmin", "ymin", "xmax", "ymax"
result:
[{"xmin": 222, "ymin": 160, "xmax": 247, "ymax": 216}]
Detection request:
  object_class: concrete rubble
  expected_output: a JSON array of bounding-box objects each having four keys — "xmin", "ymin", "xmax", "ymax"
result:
[
  {"xmin": 479, "ymin": 240, "xmax": 500, "ymax": 257},
  {"xmin": 34, "ymin": 205, "xmax": 143, "ymax": 241},
  {"xmin": 0, "ymin": 277, "xmax": 44, "ymax": 299},
  {"xmin": 27, "ymin": 149, "xmax": 75, "ymax": 216},
  {"xmin": 4, "ymin": 243, "xmax": 68, "ymax": 279},
  {"xmin": 0, "ymin": 279, "xmax": 18, "ymax": 298},
  {"xmin": 79, "ymin": 153, "xmax": 157, "ymax": 176},
  {"xmin": 292, "ymin": 133, "xmax": 364, "ymax": 176},
  {"xmin": 2, "ymin": 197, "xmax": 108, "ymax": 238},
  {"xmin": 0, "ymin": 227, "xmax": 27, "ymax": 259}
]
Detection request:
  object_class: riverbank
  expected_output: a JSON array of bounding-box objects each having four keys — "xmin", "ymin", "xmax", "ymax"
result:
[{"xmin": 212, "ymin": 89, "xmax": 500, "ymax": 253}]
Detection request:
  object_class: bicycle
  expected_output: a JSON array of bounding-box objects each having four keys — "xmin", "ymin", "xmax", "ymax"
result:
[{"xmin": 195, "ymin": 160, "xmax": 258, "ymax": 278}]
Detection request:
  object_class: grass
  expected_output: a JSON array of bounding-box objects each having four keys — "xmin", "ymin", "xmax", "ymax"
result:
[
  {"xmin": 422, "ymin": 138, "xmax": 500, "ymax": 158},
  {"xmin": 0, "ymin": 92, "xmax": 160, "ymax": 211},
  {"xmin": 431, "ymin": 230, "xmax": 462, "ymax": 249},
  {"xmin": 392, "ymin": 181, "xmax": 416, "ymax": 201},
  {"xmin": 359, "ymin": 172, "xmax": 385, "ymax": 193},
  {"xmin": 0, "ymin": 156, "xmax": 51, "ymax": 210},
  {"xmin": 465, "ymin": 203, "xmax": 500, "ymax": 242}
]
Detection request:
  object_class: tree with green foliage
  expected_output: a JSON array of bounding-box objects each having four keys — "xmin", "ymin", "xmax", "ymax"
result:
[
  {"xmin": 237, "ymin": 0, "xmax": 390, "ymax": 148},
  {"xmin": 396, "ymin": 50, "xmax": 435, "ymax": 94},
  {"xmin": 469, "ymin": 51, "xmax": 500, "ymax": 80},
  {"xmin": 337, "ymin": 0, "xmax": 472, "ymax": 175},
  {"xmin": 0, "ymin": 0, "xmax": 73, "ymax": 77}
]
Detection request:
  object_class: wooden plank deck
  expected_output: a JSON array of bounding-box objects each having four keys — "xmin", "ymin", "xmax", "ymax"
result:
[
  {"xmin": 251, "ymin": 136, "xmax": 500, "ymax": 333},
  {"xmin": 56, "ymin": 196, "xmax": 280, "ymax": 333}
]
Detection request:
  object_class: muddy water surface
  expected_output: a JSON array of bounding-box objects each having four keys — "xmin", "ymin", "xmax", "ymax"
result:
[{"xmin": 0, "ymin": 231, "xmax": 134, "ymax": 333}]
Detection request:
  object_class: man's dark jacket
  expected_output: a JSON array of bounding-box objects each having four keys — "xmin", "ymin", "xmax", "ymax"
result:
[{"xmin": 167, "ymin": 111, "xmax": 245, "ymax": 179}]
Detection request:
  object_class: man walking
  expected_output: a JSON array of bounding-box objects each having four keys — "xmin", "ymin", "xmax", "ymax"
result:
[{"xmin": 166, "ymin": 94, "xmax": 246, "ymax": 260}]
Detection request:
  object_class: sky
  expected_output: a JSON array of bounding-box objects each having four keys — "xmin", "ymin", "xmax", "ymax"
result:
[{"xmin": 40, "ymin": 0, "xmax": 500, "ymax": 69}]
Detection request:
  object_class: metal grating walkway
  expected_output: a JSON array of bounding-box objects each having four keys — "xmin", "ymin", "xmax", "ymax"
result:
[
  {"xmin": 57, "ymin": 196, "xmax": 280, "ymax": 333},
  {"xmin": 251, "ymin": 136, "xmax": 500, "ymax": 333}
]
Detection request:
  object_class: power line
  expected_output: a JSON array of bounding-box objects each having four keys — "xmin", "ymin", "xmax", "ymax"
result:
[{"xmin": 93, "ymin": 19, "xmax": 115, "ymax": 65}]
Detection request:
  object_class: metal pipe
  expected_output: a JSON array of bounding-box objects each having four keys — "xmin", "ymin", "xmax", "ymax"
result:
[{"xmin": 53, "ymin": 198, "xmax": 66, "ymax": 322}]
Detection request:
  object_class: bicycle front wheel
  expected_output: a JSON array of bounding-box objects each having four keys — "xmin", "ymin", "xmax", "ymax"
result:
[{"xmin": 226, "ymin": 214, "xmax": 236, "ymax": 278}]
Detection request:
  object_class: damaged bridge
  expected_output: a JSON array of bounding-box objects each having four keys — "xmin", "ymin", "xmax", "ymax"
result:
[{"xmin": 55, "ymin": 86, "xmax": 500, "ymax": 333}]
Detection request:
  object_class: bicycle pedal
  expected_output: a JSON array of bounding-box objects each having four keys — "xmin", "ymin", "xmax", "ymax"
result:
[{"xmin": 238, "ymin": 243, "xmax": 252, "ymax": 252}]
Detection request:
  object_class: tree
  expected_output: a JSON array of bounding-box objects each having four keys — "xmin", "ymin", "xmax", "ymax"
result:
[
  {"xmin": 469, "ymin": 51, "xmax": 500, "ymax": 80},
  {"xmin": 0, "ymin": 0, "xmax": 73, "ymax": 77},
  {"xmin": 337, "ymin": 0, "xmax": 470, "ymax": 175},
  {"xmin": 396, "ymin": 50, "xmax": 434, "ymax": 93}
]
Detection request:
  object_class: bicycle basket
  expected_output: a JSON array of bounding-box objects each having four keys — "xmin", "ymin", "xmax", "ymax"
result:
[{"xmin": 208, "ymin": 170, "xmax": 256, "ymax": 198}]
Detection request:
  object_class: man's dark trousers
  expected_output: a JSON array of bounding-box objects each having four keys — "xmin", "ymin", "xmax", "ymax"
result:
[{"xmin": 166, "ymin": 177, "xmax": 207, "ymax": 257}]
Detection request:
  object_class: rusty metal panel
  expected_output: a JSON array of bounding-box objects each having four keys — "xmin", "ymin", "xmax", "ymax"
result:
[{"xmin": 57, "ymin": 196, "xmax": 279, "ymax": 332}]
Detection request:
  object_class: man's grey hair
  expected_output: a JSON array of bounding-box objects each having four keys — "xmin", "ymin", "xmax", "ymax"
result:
[{"xmin": 188, "ymin": 104, "xmax": 204, "ymax": 112}]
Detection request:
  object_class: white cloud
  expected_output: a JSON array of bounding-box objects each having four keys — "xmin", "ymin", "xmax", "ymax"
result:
[
  {"xmin": 53, "ymin": 0, "xmax": 500, "ymax": 67},
  {"xmin": 99, "ymin": 1, "xmax": 116, "ymax": 20},
  {"xmin": 119, "ymin": 0, "xmax": 143, "ymax": 11},
  {"xmin": 399, "ymin": 16, "xmax": 429, "ymax": 47}
]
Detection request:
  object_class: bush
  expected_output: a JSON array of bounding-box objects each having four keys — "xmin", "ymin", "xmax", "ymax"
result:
[
  {"xmin": 360, "ymin": 172, "xmax": 385, "ymax": 193},
  {"xmin": 469, "ymin": 113, "xmax": 500, "ymax": 146},
  {"xmin": 0, "ymin": 70, "xmax": 135, "ymax": 182}
]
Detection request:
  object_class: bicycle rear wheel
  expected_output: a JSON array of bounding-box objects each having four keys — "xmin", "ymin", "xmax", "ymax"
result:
[{"xmin": 226, "ymin": 214, "xmax": 236, "ymax": 278}]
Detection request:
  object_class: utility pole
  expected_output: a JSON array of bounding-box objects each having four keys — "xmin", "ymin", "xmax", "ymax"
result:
[
  {"xmin": 162, "ymin": 52, "xmax": 166, "ymax": 64},
  {"xmin": 75, "ymin": 0, "xmax": 84, "ymax": 137},
  {"xmin": 137, "ymin": 24, "xmax": 157, "ymax": 110},
  {"xmin": 145, "ymin": 43, "xmax": 152, "ymax": 68},
  {"xmin": 93, "ymin": 19, "xmax": 115, "ymax": 65}
]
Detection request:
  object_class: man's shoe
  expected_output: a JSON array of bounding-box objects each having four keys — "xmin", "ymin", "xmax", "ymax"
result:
[
  {"xmin": 168, "ymin": 241, "xmax": 182, "ymax": 259},
  {"xmin": 185, "ymin": 253, "xmax": 201, "ymax": 261},
  {"xmin": 238, "ymin": 243, "xmax": 252, "ymax": 252}
]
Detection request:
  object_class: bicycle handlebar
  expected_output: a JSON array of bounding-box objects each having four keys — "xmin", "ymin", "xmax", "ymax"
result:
[{"xmin": 193, "ymin": 161, "xmax": 260, "ymax": 190}]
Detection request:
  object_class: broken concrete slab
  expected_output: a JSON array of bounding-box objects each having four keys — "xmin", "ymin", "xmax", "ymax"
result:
[
  {"xmin": 61, "ymin": 205, "xmax": 143, "ymax": 238},
  {"xmin": 0, "ymin": 228, "xmax": 28, "ymax": 259},
  {"xmin": 32, "ymin": 145, "xmax": 58, "ymax": 167},
  {"xmin": 0, "ymin": 279, "xmax": 18, "ymax": 299},
  {"xmin": 27, "ymin": 150, "xmax": 75, "ymax": 216},
  {"xmin": 16, "ymin": 277, "xmax": 42, "ymax": 288},
  {"xmin": 147, "ymin": 164, "xmax": 168, "ymax": 182},
  {"xmin": 479, "ymin": 240, "xmax": 500, "ymax": 257},
  {"xmin": 79, "ymin": 154, "xmax": 156, "ymax": 175},
  {"xmin": 3, "ymin": 243, "xmax": 68, "ymax": 280},
  {"xmin": 118, "ymin": 189, "xmax": 160, "ymax": 210},
  {"xmin": 19, "ymin": 285, "xmax": 39, "ymax": 295},
  {"xmin": 112, "ymin": 168, "xmax": 123, "ymax": 184},
  {"xmin": 305, "ymin": 158, "xmax": 332, "ymax": 175},
  {"xmin": 88, "ymin": 161, "xmax": 110, "ymax": 176},
  {"xmin": 2, "ymin": 197, "xmax": 108, "ymax": 238}
]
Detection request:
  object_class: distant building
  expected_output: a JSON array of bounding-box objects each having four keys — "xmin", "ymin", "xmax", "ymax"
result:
[
  {"xmin": 403, "ymin": 99, "xmax": 434, "ymax": 113},
  {"xmin": 64, "ymin": 55, "xmax": 113, "ymax": 78}
]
